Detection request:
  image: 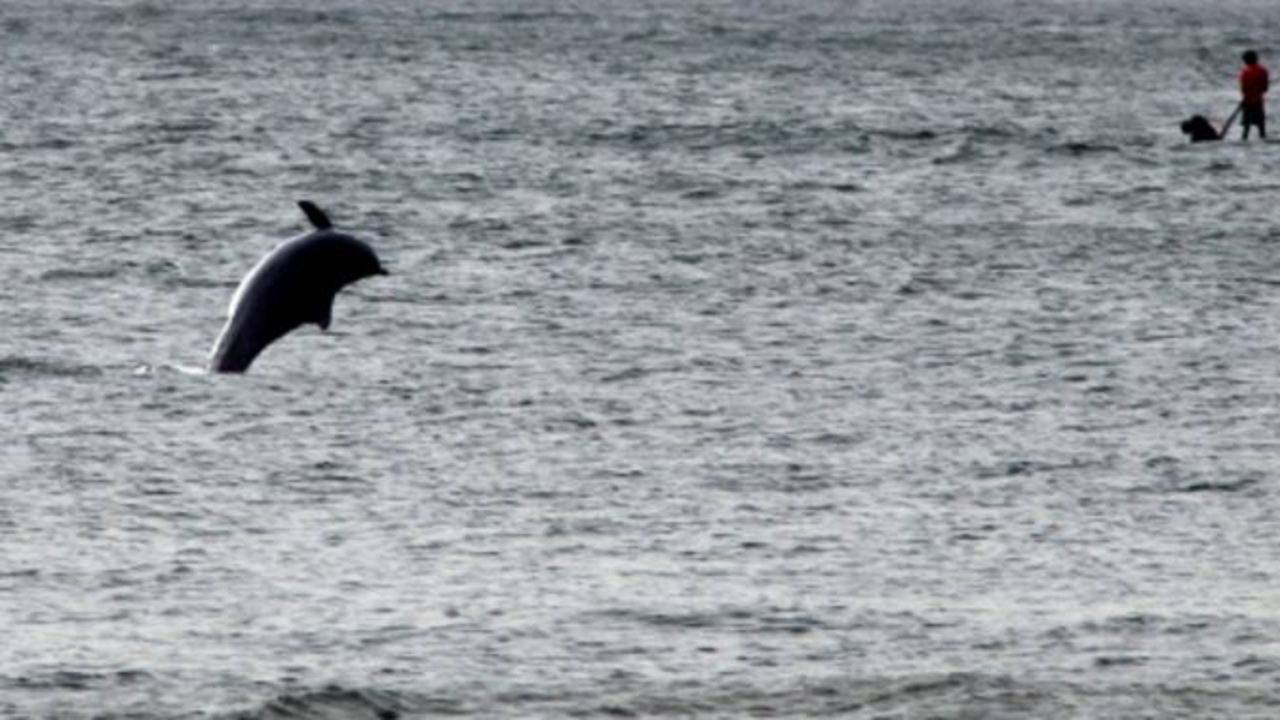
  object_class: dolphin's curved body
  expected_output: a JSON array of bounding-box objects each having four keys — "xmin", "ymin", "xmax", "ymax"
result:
[{"xmin": 209, "ymin": 201, "xmax": 387, "ymax": 373}]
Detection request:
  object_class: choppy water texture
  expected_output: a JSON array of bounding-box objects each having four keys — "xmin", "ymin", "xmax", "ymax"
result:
[{"xmin": 4, "ymin": 0, "xmax": 1280, "ymax": 717}]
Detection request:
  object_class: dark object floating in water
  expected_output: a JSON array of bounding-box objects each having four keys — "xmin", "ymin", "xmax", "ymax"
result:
[{"xmin": 1180, "ymin": 115, "xmax": 1222, "ymax": 143}]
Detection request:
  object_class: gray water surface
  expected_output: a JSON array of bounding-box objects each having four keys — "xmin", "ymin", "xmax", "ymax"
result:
[{"xmin": 4, "ymin": 1, "xmax": 1280, "ymax": 717}]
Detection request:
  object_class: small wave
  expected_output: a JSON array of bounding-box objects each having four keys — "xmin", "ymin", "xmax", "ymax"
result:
[
  {"xmin": 447, "ymin": 215, "xmax": 512, "ymax": 233},
  {"xmin": 1137, "ymin": 456, "xmax": 1263, "ymax": 494},
  {"xmin": 5, "ymin": 668, "xmax": 151, "ymax": 692},
  {"xmin": 131, "ymin": 362, "xmax": 207, "ymax": 377},
  {"xmin": 0, "ymin": 355, "xmax": 102, "ymax": 379},
  {"xmin": 40, "ymin": 267, "xmax": 121, "ymax": 281},
  {"xmin": 877, "ymin": 122, "xmax": 1025, "ymax": 144},
  {"xmin": 965, "ymin": 122, "xmax": 1028, "ymax": 139},
  {"xmin": 896, "ymin": 273, "xmax": 951, "ymax": 295},
  {"xmin": 265, "ymin": 465, "xmax": 375, "ymax": 498},
  {"xmin": 875, "ymin": 128, "xmax": 940, "ymax": 141},
  {"xmin": 681, "ymin": 187, "xmax": 724, "ymax": 200},
  {"xmin": 1048, "ymin": 141, "xmax": 1123, "ymax": 156},
  {"xmin": 932, "ymin": 136, "xmax": 984, "ymax": 165},
  {"xmin": 169, "ymin": 276, "xmax": 234, "ymax": 290},
  {"xmin": 222, "ymin": 674, "xmax": 1280, "ymax": 718},
  {"xmin": 218, "ymin": 7, "xmax": 361, "ymax": 25},
  {"xmin": 595, "ymin": 606, "xmax": 828, "ymax": 634},
  {"xmin": 1095, "ymin": 655, "xmax": 1148, "ymax": 667},
  {"xmin": 586, "ymin": 119, "xmax": 837, "ymax": 153},
  {"xmin": 430, "ymin": 10, "xmax": 594, "ymax": 24},
  {"xmin": 499, "ymin": 238, "xmax": 550, "ymax": 251},
  {"xmin": 125, "ymin": 1, "xmax": 170, "ymax": 20},
  {"xmin": 1177, "ymin": 477, "xmax": 1260, "ymax": 493},
  {"xmin": 929, "ymin": 122, "xmax": 1038, "ymax": 163},
  {"xmin": 152, "ymin": 118, "xmax": 219, "ymax": 135},
  {"xmin": 600, "ymin": 608, "xmax": 725, "ymax": 629},
  {"xmin": 235, "ymin": 686, "xmax": 413, "ymax": 720},
  {"xmin": 28, "ymin": 137, "xmax": 77, "ymax": 151},
  {"xmin": 600, "ymin": 366, "xmax": 651, "ymax": 383}
]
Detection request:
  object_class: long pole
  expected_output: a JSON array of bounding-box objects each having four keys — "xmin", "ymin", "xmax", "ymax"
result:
[{"xmin": 1220, "ymin": 102, "xmax": 1243, "ymax": 138}]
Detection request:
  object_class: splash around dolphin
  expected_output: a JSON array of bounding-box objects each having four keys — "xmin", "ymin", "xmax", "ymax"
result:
[{"xmin": 208, "ymin": 201, "xmax": 387, "ymax": 373}]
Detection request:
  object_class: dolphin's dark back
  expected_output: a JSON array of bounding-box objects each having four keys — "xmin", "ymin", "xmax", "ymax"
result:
[{"xmin": 209, "ymin": 223, "xmax": 385, "ymax": 373}]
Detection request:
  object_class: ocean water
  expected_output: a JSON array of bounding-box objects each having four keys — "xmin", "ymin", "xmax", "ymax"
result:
[{"xmin": 4, "ymin": 0, "xmax": 1280, "ymax": 717}]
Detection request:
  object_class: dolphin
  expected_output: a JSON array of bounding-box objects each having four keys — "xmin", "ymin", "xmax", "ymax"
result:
[{"xmin": 209, "ymin": 201, "xmax": 387, "ymax": 373}]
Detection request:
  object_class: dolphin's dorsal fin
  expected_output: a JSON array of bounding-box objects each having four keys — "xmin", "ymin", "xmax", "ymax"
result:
[{"xmin": 298, "ymin": 200, "xmax": 333, "ymax": 230}]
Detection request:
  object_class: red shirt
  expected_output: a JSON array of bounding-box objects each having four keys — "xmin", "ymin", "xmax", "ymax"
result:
[{"xmin": 1241, "ymin": 63, "xmax": 1269, "ymax": 104}]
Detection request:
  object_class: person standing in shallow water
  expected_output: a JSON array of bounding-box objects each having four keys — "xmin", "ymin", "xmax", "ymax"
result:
[{"xmin": 1239, "ymin": 50, "xmax": 1269, "ymax": 140}]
